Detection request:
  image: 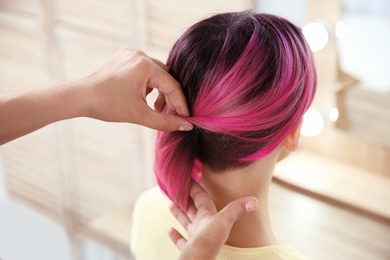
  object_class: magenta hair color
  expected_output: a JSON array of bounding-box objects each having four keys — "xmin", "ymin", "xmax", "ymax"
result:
[{"xmin": 155, "ymin": 11, "xmax": 317, "ymax": 210}]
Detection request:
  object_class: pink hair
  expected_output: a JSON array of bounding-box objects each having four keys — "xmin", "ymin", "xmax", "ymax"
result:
[{"xmin": 155, "ymin": 11, "xmax": 317, "ymax": 210}]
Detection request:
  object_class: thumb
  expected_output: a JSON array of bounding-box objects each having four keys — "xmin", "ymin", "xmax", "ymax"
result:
[
  {"xmin": 217, "ymin": 197, "xmax": 258, "ymax": 225},
  {"xmin": 139, "ymin": 107, "xmax": 193, "ymax": 132}
]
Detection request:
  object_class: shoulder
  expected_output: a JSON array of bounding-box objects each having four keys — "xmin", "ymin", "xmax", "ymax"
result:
[
  {"xmin": 134, "ymin": 186, "xmax": 169, "ymax": 211},
  {"xmin": 130, "ymin": 186, "xmax": 183, "ymax": 260}
]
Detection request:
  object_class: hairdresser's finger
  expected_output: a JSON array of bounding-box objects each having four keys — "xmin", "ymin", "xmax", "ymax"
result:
[
  {"xmin": 152, "ymin": 90, "xmax": 177, "ymax": 114},
  {"xmin": 168, "ymin": 227, "xmax": 187, "ymax": 251},
  {"xmin": 148, "ymin": 67, "xmax": 190, "ymax": 117},
  {"xmin": 138, "ymin": 106, "xmax": 193, "ymax": 132},
  {"xmin": 217, "ymin": 197, "xmax": 258, "ymax": 225},
  {"xmin": 146, "ymin": 87, "xmax": 153, "ymax": 95},
  {"xmin": 154, "ymin": 92, "xmax": 166, "ymax": 112},
  {"xmin": 169, "ymin": 202, "xmax": 192, "ymax": 230},
  {"xmin": 150, "ymin": 58, "xmax": 181, "ymax": 113},
  {"xmin": 186, "ymin": 203, "xmax": 197, "ymax": 222},
  {"xmin": 165, "ymin": 97, "xmax": 178, "ymax": 114},
  {"xmin": 190, "ymin": 182, "xmax": 217, "ymax": 215},
  {"xmin": 151, "ymin": 57, "xmax": 169, "ymax": 71}
]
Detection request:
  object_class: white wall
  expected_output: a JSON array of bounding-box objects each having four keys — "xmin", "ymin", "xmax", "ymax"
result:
[
  {"xmin": 0, "ymin": 155, "xmax": 70, "ymax": 260},
  {"xmin": 256, "ymin": 0, "xmax": 309, "ymax": 27},
  {"xmin": 0, "ymin": 157, "xmax": 124, "ymax": 260},
  {"xmin": 0, "ymin": 201, "xmax": 71, "ymax": 260}
]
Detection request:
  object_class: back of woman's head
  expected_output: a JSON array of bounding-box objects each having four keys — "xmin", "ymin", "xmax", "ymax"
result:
[{"xmin": 155, "ymin": 11, "xmax": 317, "ymax": 210}]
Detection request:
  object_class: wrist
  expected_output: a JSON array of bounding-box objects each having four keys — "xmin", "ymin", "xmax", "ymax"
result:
[
  {"xmin": 65, "ymin": 77, "xmax": 96, "ymax": 119},
  {"xmin": 44, "ymin": 78, "xmax": 91, "ymax": 121}
]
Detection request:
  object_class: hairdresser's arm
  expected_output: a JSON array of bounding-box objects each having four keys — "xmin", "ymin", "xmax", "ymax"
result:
[
  {"xmin": 0, "ymin": 48, "xmax": 193, "ymax": 145},
  {"xmin": 169, "ymin": 182, "xmax": 258, "ymax": 260}
]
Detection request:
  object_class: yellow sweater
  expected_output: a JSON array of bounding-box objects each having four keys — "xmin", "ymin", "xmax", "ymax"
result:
[{"xmin": 130, "ymin": 186, "xmax": 307, "ymax": 260}]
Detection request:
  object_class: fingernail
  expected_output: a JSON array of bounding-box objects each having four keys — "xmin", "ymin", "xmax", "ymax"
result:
[
  {"xmin": 245, "ymin": 200, "xmax": 258, "ymax": 212},
  {"xmin": 178, "ymin": 123, "xmax": 193, "ymax": 131}
]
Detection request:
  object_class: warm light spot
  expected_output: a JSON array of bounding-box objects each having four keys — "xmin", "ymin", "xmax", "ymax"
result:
[
  {"xmin": 329, "ymin": 107, "xmax": 339, "ymax": 122},
  {"xmin": 301, "ymin": 109, "xmax": 325, "ymax": 137},
  {"xmin": 336, "ymin": 20, "xmax": 346, "ymax": 38},
  {"xmin": 302, "ymin": 22, "xmax": 329, "ymax": 51}
]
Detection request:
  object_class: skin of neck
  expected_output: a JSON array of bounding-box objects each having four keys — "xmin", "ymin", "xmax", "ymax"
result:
[{"xmin": 199, "ymin": 145, "xmax": 289, "ymax": 248}]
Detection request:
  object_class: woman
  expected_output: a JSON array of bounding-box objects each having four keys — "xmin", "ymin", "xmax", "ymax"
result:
[{"xmin": 131, "ymin": 11, "xmax": 316, "ymax": 259}]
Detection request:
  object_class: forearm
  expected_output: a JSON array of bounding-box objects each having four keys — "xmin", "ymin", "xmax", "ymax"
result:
[
  {"xmin": 0, "ymin": 80, "xmax": 87, "ymax": 145},
  {"xmin": 0, "ymin": 49, "xmax": 192, "ymax": 145}
]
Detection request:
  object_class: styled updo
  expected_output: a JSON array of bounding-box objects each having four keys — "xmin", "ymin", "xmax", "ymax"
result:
[{"xmin": 154, "ymin": 11, "xmax": 317, "ymax": 209}]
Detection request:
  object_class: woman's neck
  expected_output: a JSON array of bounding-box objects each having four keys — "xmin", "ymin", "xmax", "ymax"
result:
[{"xmin": 199, "ymin": 152, "xmax": 280, "ymax": 248}]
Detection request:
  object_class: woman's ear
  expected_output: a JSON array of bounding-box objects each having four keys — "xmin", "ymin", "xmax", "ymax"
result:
[{"xmin": 282, "ymin": 120, "xmax": 303, "ymax": 152}]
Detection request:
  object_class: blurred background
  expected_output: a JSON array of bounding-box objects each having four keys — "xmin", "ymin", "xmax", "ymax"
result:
[{"xmin": 0, "ymin": 0, "xmax": 389, "ymax": 259}]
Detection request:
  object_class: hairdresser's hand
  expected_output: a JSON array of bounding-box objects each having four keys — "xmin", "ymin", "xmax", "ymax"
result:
[
  {"xmin": 0, "ymin": 49, "xmax": 193, "ymax": 145},
  {"xmin": 169, "ymin": 182, "xmax": 258, "ymax": 260},
  {"xmin": 81, "ymin": 48, "xmax": 192, "ymax": 132}
]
